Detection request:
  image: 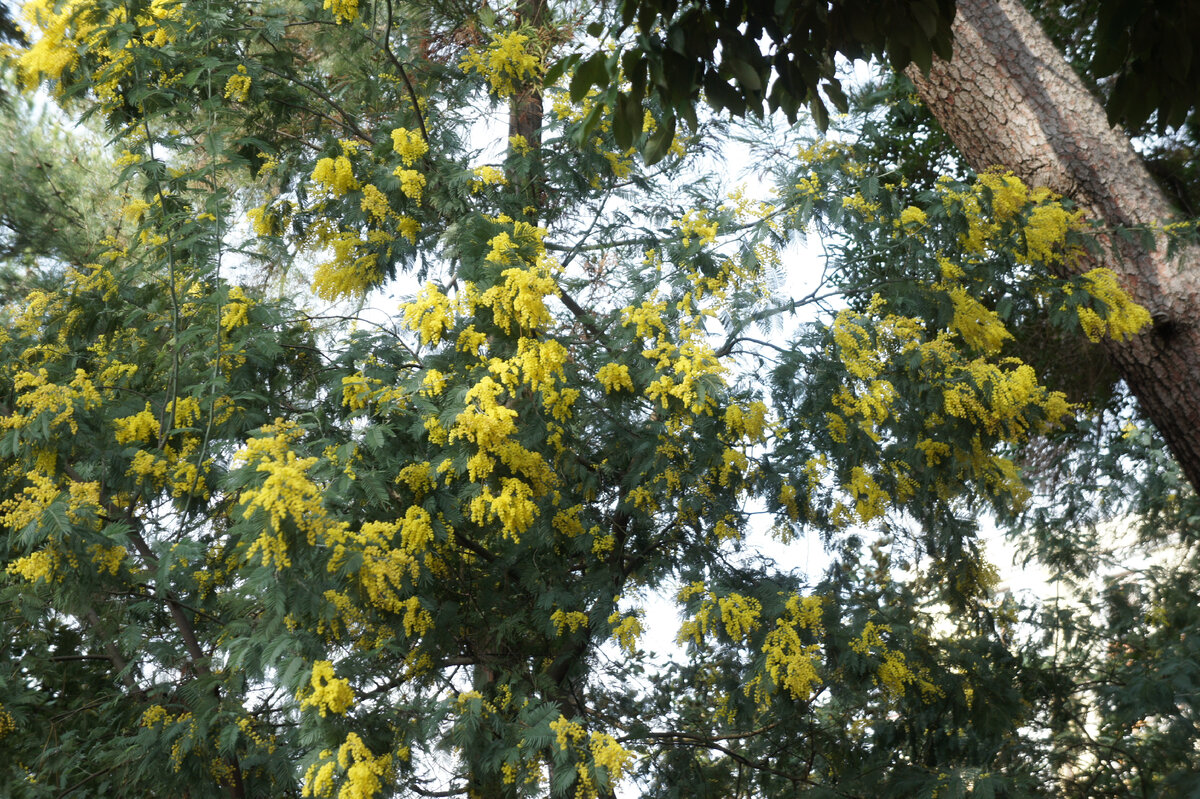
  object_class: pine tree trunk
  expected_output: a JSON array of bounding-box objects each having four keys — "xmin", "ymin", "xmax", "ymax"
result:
[
  {"xmin": 907, "ymin": 0, "xmax": 1200, "ymax": 493},
  {"xmin": 508, "ymin": 0, "xmax": 547, "ymax": 213}
]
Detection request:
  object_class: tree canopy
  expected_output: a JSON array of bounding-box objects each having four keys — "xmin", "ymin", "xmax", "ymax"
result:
[{"xmin": 2, "ymin": 1, "xmax": 1199, "ymax": 797}]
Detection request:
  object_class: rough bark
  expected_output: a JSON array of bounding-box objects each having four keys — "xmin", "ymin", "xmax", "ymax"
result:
[
  {"xmin": 907, "ymin": 0, "xmax": 1200, "ymax": 493},
  {"xmin": 508, "ymin": 0, "xmax": 547, "ymax": 213}
]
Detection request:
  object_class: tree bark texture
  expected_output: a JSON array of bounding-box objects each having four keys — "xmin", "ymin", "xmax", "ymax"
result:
[
  {"xmin": 508, "ymin": 0, "xmax": 547, "ymax": 212},
  {"xmin": 907, "ymin": 0, "xmax": 1200, "ymax": 493}
]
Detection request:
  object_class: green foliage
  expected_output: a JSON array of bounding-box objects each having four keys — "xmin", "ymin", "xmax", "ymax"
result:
[
  {"xmin": 565, "ymin": 0, "xmax": 956, "ymax": 161},
  {"xmin": 1029, "ymin": 0, "xmax": 1200, "ymax": 223},
  {"xmin": 1, "ymin": 1, "xmax": 1197, "ymax": 798},
  {"xmin": 1030, "ymin": 0, "xmax": 1200, "ymax": 135},
  {"xmin": 582, "ymin": 0, "xmax": 1200, "ymax": 177},
  {"xmin": 0, "ymin": 87, "xmax": 125, "ymax": 304}
]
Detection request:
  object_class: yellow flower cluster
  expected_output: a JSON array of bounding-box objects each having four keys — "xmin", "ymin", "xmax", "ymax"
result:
[
  {"xmin": 168, "ymin": 395, "xmax": 203, "ymax": 428},
  {"xmin": 325, "ymin": 509, "xmax": 435, "ymax": 622},
  {"xmin": 400, "ymin": 595, "xmax": 433, "ymax": 637},
  {"xmin": 470, "ymin": 165, "xmax": 508, "ymax": 192},
  {"xmin": 389, "ymin": 222, "xmax": 571, "ymax": 553},
  {"xmin": 761, "ymin": 595, "xmax": 824, "ymax": 704},
  {"xmin": 403, "ymin": 283, "xmax": 458, "ymax": 346},
  {"xmin": 222, "ymin": 285, "xmax": 254, "ymax": 331},
  {"xmin": 551, "ymin": 609, "xmax": 590, "ymax": 635},
  {"xmin": 842, "ymin": 193, "xmax": 880, "ymax": 220},
  {"xmin": 168, "ymin": 713, "xmax": 199, "ymax": 772},
  {"xmin": 397, "ymin": 216, "xmax": 420, "ymax": 243},
  {"xmin": 468, "ymin": 478, "xmax": 539, "ymax": 542},
  {"xmin": 90, "ymin": 543, "xmax": 126, "ymax": 576},
  {"xmin": 596, "ymin": 362, "xmax": 633, "ymax": 393},
  {"xmin": 486, "ymin": 231, "xmax": 518, "ymax": 263},
  {"xmin": 724, "ymin": 400, "xmax": 769, "ymax": 442},
  {"xmin": 316, "ymin": 589, "xmax": 370, "ymax": 643},
  {"xmin": 341, "ymin": 373, "xmax": 376, "ymax": 412},
  {"xmin": 460, "ymin": 31, "xmax": 542, "ymax": 97},
  {"xmin": 502, "ymin": 338, "xmax": 576, "ymax": 419},
  {"xmin": 1074, "ymin": 267, "xmax": 1151, "ymax": 342},
  {"xmin": 392, "ymin": 168, "xmax": 425, "ymax": 204},
  {"xmin": 602, "ymin": 146, "xmax": 635, "ymax": 179},
  {"xmin": 941, "ymin": 357, "xmax": 1071, "ymax": 440},
  {"xmin": 237, "ymin": 717, "xmax": 277, "ymax": 753},
  {"xmin": 508, "ymin": 134, "xmax": 531, "ymax": 155},
  {"xmin": 550, "ymin": 715, "xmax": 586, "ymax": 750},
  {"xmin": 826, "ymin": 298, "xmax": 1071, "ymax": 514},
  {"xmin": 717, "ymin": 447, "xmax": 748, "ymax": 487},
  {"xmin": 5, "ymin": 368, "xmax": 101, "ymax": 435},
  {"xmin": 623, "ymin": 298, "xmax": 668, "ymax": 340},
  {"xmin": 673, "ymin": 209, "xmax": 718, "ymax": 248},
  {"xmin": 608, "ymin": 610, "xmax": 644, "ymax": 655},
  {"xmin": 479, "ymin": 259, "xmax": 560, "ymax": 335},
  {"xmin": 141, "ymin": 704, "xmax": 175, "ymax": 728},
  {"xmin": 7, "ymin": 549, "xmax": 60, "ymax": 584},
  {"xmin": 324, "ymin": 0, "xmax": 359, "ymax": 24},
  {"xmin": 390, "ymin": 128, "xmax": 427, "ymax": 166},
  {"xmin": 939, "ymin": 170, "xmax": 1084, "ymax": 265},
  {"xmin": 778, "ymin": 483, "xmax": 800, "ymax": 521},
  {"xmin": 396, "ymin": 461, "xmax": 435, "ymax": 496},
  {"xmin": 298, "ymin": 660, "xmax": 355, "ymax": 717},
  {"xmin": 899, "ymin": 205, "xmax": 927, "ymax": 228},
  {"xmin": 399, "ymin": 506, "xmax": 435, "ymax": 560},
  {"xmin": 125, "ymin": 430, "xmax": 210, "ymax": 500},
  {"xmin": 877, "ymin": 650, "xmax": 918, "ymax": 696},
  {"xmin": 311, "ymin": 156, "xmax": 359, "ymax": 196},
  {"xmin": 420, "ymin": 369, "xmax": 447, "ymax": 397},
  {"xmin": 797, "ymin": 138, "xmax": 848, "ymax": 165},
  {"xmin": 551, "ymin": 505, "xmax": 584, "ymax": 537},
  {"xmin": 114, "ymin": 403, "xmax": 160, "ymax": 444},
  {"xmin": 681, "ymin": 587, "xmax": 715, "ymax": 643},
  {"xmin": 848, "ymin": 620, "xmax": 933, "ymax": 699},
  {"xmin": 302, "ymin": 733, "xmax": 391, "ymax": 799},
  {"xmin": 65, "ymin": 478, "xmax": 100, "ymax": 524},
  {"xmin": 0, "ymin": 469, "xmax": 60, "ymax": 533},
  {"xmin": 979, "ymin": 170, "xmax": 1029, "ymax": 219},
  {"xmin": 224, "ymin": 65, "xmax": 251, "ymax": 102},
  {"xmin": 449, "ymin": 375, "xmax": 515, "ymax": 448},
  {"xmin": 914, "ymin": 437, "xmax": 951, "ymax": 466},
  {"xmin": 14, "ymin": 0, "xmax": 129, "ymax": 90},
  {"xmin": 589, "ymin": 731, "xmax": 635, "ymax": 782},
  {"xmin": 845, "ymin": 466, "xmax": 888, "ymax": 523},
  {"xmin": 247, "ymin": 205, "xmax": 275, "ymax": 237},
  {"xmin": 311, "ymin": 232, "xmax": 380, "ymax": 301},
  {"xmin": 943, "ymin": 284, "xmax": 1012, "ymax": 354},
  {"xmin": 624, "ymin": 301, "xmax": 726, "ymax": 416},
  {"xmin": 1023, "ymin": 203, "xmax": 1080, "ymax": 263},
  {"xmin": 123, "ymin": 198, "xmax": 151, "ymax": 223},
  {"xmin": 359, "ymin": 184, "xmax": 390, "ymax": 222},
  {"xmin": 547, "ymin": 716, "xmax": 634, "ymax": 796},
  {"xmin": 791, "ymin": 171, "xmax": 821, "ymax": 200},
  {"xmin": 235, "ymin": 421, "xmax": 330, "ymax": 568},
  {"xmin": 717, "ymin": 592, "xmax": 762, "ymax": 640}
]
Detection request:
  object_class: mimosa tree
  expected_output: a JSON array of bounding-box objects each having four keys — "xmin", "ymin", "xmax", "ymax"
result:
[{"xmin": 2, "ymin": 1, "xmax": 1194, "ymax": 796}]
